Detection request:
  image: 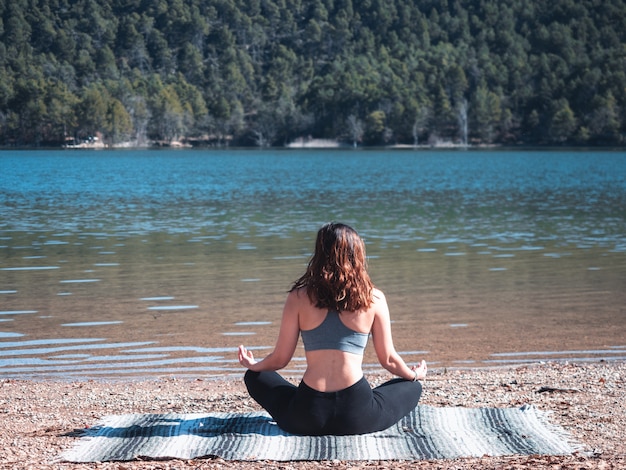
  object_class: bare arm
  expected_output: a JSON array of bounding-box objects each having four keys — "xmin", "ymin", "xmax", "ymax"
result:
[
  {"xmin": 370, "ymin": 290, "xmax": 427, "ymax": 381},
  {"xmin": 238, "ymin": 290, "xmax": 300, "ymax": 372}
]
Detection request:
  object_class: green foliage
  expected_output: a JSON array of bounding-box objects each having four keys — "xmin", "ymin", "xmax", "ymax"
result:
[{"xmin": 0, "ymin": 0, "xmax": 625, "ymax": 146}]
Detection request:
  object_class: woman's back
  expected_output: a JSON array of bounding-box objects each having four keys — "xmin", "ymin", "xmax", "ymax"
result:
[{"xmin": 294, "ymin": 287, "xmax": 378, "ymax": 392}]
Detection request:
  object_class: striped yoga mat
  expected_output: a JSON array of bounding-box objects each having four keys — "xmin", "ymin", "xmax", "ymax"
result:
[{"xmin": 60, "ymin": 405, "xmax": 581, "ymax": 462}]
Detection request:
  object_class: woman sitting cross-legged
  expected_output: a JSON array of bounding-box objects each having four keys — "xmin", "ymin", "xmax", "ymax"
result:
[{"xmin": 238, "ymin": 222, "xmax": 427, "ymax": 435}]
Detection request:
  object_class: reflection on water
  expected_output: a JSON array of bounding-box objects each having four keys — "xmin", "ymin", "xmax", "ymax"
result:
[
  {"xmin": 1, "ymin": 266, "xmax": 60, "ymax": 271},
  {"xmin": 1, "ymin": 149, "xmax": 625, "ymax": 379},
  {"xmin": 147, "ymin": 306, "xmax": 199, "ymax": 311},
  {"xmin": 0, "ymin": 310, "xmax": 38, "ymax": 315}
]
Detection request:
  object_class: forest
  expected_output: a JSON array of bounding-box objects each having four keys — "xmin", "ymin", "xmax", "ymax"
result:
[{"xmin": 0, "ymin": 0, "xmax": 624, "ymax": 147}]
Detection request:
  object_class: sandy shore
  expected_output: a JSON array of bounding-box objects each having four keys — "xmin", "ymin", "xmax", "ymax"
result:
[{"xmin": 1, "ymin": 362, "xmax": 624, "ymax": 469}]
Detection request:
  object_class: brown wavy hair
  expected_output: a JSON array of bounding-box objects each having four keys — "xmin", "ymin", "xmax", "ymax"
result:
[{"xmin": 291, "ymin": 222, "xmax": 374, "ymax": 312}]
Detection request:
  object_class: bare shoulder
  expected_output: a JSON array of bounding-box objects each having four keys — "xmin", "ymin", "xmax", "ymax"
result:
[
  {"xmin": 285, "ymin": 287, "xmax": 311, "ymax": 311},
  {"xmin": 371, "ymin": 288, "xmax": 387, "ymax": 304},
  {"xmin": 369, "ymin": 288, "xmax": 390, "ymax": 322},
  {"xmin": 287, "ymin": 287, "xmax": 307, "ymax": 302}
]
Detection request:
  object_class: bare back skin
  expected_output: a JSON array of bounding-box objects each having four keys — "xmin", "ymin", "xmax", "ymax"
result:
[
  {"xmin": 297, "ymin": 288, "xmax": 375, "ymax": 392},
  {"xmin": 238, "ymin": 287, "xmax": 426, "ymax": 390}
]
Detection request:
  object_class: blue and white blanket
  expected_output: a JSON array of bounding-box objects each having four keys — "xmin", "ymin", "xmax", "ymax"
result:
[{"xmin": 60, "ymin": 405, "xmax": 581, "ymax": 462}]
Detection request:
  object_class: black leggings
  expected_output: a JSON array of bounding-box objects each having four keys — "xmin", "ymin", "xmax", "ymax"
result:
[{"xmin": 244, "ymin": 370, "xmax": 422, "ymax": 435}]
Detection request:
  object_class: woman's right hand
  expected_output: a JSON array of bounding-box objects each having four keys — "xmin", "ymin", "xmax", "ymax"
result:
[
  {"xmin": 238, "ymin": 345, "xmax": 257, "ymax": 369},
  {"xmin": 411, "ymin": 360, "xmax": 427, "ymax": 380}
]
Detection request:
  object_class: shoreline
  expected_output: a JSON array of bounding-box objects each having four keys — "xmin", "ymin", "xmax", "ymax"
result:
[
  {"xmin": 4, "ymin": 358, "xmax": 624, "ymax": 384},
  {"xmin": 3, "ymin": 141, "xmax": 626, "ymax": 151},
  {"xmin": 2, "ymin": 361, "xmax": 624, "ymax": 469}
]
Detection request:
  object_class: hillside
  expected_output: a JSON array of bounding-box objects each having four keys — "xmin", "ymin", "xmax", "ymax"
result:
[{"xmin": 0, "ymin": 0, "xmax": 624, "ymax": 147}]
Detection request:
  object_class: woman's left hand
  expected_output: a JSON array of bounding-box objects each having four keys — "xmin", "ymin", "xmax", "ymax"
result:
[
  {"xmin": 238, "ymin": 345, "xmax": 257, "ymax": 369},
  {"xmin": 411, "ymin": 360, "xmax": 428, "ymax": 380}
]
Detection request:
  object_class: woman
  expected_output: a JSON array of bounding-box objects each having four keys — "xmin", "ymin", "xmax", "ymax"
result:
[{"xmin": 238, "ymin": 222, "xmax": 427, "ymax": 435}]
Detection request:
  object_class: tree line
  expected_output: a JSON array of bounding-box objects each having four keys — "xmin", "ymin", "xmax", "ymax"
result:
[{"xmin": 0, "ymin": 0, "xmax": 624, "ymax": 147}]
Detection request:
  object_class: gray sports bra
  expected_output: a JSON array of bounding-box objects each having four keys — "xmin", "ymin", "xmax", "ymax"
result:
[{"xmin": 301, "ymin": 310, "xmax": 369, "ymax": 355}]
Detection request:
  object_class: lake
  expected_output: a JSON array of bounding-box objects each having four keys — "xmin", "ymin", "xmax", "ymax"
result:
[{"xmin": 1, "ymin": 148, "xmax": 625, "ymax": 380}]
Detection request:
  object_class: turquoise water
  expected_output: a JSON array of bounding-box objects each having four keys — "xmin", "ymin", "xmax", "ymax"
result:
[
  {"xmin": 2, "ymin": 149, "xmax": 625, "ymax": 244},
  {"xmin": 1, "ymin": 149, "xmax": 625, "ymax": 379}
]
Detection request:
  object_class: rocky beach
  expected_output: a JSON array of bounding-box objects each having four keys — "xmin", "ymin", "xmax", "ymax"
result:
[{"xmin": 1, "ymin": 362, "xmax": 624, "ymax": 469}]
